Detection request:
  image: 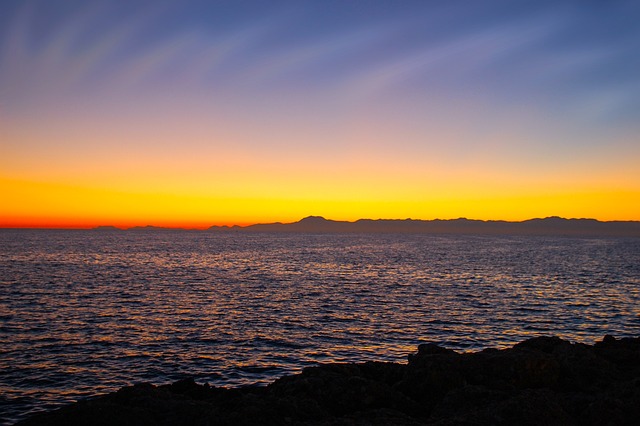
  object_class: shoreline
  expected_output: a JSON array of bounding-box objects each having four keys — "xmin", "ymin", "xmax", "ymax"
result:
[{"xmin": 17, "ymin": 335, "xmax": 640, "ymax": 425}]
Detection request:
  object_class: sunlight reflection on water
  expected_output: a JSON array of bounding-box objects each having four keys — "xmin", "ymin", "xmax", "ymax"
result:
[{"xmin": 1, "ymin": 231, "xmax": 639, "ymax": 423}]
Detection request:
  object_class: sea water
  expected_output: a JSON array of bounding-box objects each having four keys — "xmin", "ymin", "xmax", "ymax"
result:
[{"xmin": 1, "ymin": 230, "xmax": 639, "ymax": 424}]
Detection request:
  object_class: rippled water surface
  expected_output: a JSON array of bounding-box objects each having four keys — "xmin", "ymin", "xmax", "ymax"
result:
[{"xmin": 1, "ymin": 230, "xmax": 639, "ymax": 423}]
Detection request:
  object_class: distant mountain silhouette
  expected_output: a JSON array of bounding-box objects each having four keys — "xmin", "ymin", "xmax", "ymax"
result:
[
  {"xmin": 208, "ymin": 224, "xmax": 243, "ymax": 232},
  {"xmin": 91, "ymin": 225, "xmax": 122, "ymax": 231},
  {"xmin": 79, "ymin": 216, "xmax": 640, "ymax": 236},
  {"xmin": 234, "ymin": 216, "xmax": 640, "ymax": 237},
  {"xmin": 127, "ymin": 225, "xmax": 181, "ymax": 231}
]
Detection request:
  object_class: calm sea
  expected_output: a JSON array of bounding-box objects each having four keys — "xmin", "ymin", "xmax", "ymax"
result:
[{"xmin": 1, "ymin": 230, "xmax": 639, "ymax": 424}]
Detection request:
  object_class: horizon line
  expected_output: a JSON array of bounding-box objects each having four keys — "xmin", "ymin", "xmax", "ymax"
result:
[{"xmin": 2, "ymin": 215, "xmax": 640, "ymax": 231}]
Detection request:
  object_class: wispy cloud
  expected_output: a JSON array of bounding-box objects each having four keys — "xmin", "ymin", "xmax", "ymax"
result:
[
  {"xmin": 1, "ymin": 1, "xmax": 638, "ymax": 130},
  {"xmin": 236, "ymin": 25, "xmax": 388, "ymax": 85},
  {"xmin": 344, "ymin": 13, "xmax": 563, "ymax": 99}
]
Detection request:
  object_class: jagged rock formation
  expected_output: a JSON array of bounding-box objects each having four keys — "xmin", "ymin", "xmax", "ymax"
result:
[{"xmin": 18, "ymin": 335, "xmax": 640, "ymax": 425}]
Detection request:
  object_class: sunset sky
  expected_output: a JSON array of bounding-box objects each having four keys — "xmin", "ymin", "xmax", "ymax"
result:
[{"xmin": 2, "ymin": 0, "xmax": 639, "ymax": 228}]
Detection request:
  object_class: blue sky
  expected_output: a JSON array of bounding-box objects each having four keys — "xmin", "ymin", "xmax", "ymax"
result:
[{"xmin": 3, "ymin": 0, "xmax": 638, "ymax": 127}]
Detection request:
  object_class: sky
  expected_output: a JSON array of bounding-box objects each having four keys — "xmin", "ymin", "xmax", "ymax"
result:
[{"xmin": 1, "ymin": 0, "xmax": 639, "ymax": 228}]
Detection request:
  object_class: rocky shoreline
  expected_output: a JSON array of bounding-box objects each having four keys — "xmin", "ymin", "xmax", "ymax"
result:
[{"xmin": 18, "ymin": 335, "xmax": 640, "ymax": 425}]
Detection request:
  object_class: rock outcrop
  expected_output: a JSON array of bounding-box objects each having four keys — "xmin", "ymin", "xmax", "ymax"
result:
[{"xmin": 18, "ymin": 335, "xmax": 640, "ymax": 425}]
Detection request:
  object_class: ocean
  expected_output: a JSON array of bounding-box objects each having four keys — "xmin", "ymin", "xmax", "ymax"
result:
[{"xmin": 1, "ymin": 230, "xmax": 639, "ymax": 424}]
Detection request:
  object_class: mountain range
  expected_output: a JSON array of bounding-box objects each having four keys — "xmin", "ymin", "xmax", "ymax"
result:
[{"xmin": 205, "ymin": 216, "xmax": 640, "ymax": 237}]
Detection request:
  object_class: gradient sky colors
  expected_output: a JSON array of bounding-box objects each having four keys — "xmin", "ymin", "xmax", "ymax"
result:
[{"xmin": 2, "ymin": 0, "xmax": 640, "ymax": 228}]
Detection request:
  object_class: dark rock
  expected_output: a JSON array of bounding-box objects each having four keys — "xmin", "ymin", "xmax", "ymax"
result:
[{"xmin": 18, "ymin": 336, "xmax": 640, "ymax": 425}]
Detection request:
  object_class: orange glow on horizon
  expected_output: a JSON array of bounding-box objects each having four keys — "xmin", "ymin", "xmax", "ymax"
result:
[{"xmin": 2, "ymin": 175, "xmax": 639, "ymax": 229}]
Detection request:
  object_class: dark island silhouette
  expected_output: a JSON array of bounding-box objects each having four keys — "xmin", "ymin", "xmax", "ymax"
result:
[
  {"xmin": 88, "ymin": 216, "xmax": 640, "ymax": 236},
  {"xmin": 92, "ymin": 225, "xmax": 123, "ymax": 231},
  {"xmin": 17, "ymin": 335, "xmax": 640, "ymax": 425},
  {"xmin": 206, "ymin": 216, "xmax": 640, "ymax": 237}
]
